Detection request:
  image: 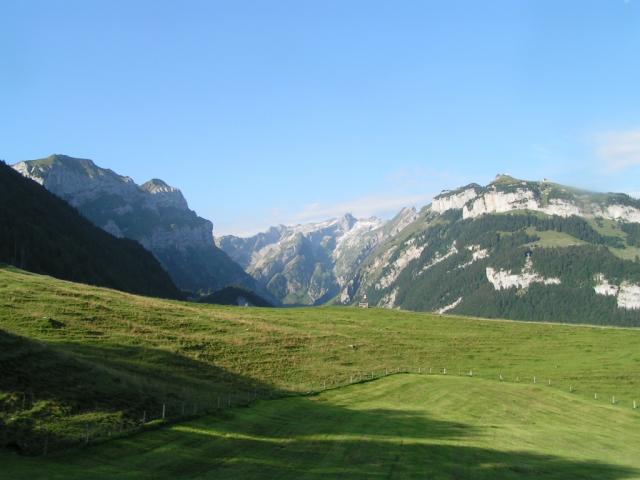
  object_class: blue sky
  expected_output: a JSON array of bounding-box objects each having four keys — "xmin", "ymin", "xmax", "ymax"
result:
[{"xmin": 2, "ymin": 1, "xmax": 639, "ymax": 236}]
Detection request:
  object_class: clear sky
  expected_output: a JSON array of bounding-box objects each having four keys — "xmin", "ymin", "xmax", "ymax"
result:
[{"xmin": 2, "ymin": 1, "xmax": 639, "ymax": 236}]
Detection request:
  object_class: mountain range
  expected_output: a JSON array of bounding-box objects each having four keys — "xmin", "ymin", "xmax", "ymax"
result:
[
  {"xmin": 341, "ymin": 175, "xmax": 640, "ymax": 324},
  {"xmin": 0, "ymin": 161, "xmax": 181, "ymax": 299},
  {"xmin": 8, "ymin": 155, "xmax": 640, "ymax": 326},
  {"xmin": 222, "ymin": 174, "xmax": 640, "ymax": 325},
  {"xmin": 217, "ymin": 208, "xmax": 417, "ymax": 305},
  {"xmin": 13, "ymin": 155, "xmax": 269, "ymax": 299}
]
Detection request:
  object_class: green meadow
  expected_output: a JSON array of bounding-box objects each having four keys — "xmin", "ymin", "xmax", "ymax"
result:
[
  {"xmin": 1, "ymin": 265, "xmax": 640, "ymax": 477},
  {"xmin": 3, "ymin": 375, "xmax": 640, "ymax": 479}
]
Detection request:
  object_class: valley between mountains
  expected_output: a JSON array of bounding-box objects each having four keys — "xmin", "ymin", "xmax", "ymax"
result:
[
  {"xmin": 9, "ymin": 154, "xmax": 640, "ymax": 326},
  {"xmin": 2, "ymin": 154, "xmax": 640, "ymax": 479}
]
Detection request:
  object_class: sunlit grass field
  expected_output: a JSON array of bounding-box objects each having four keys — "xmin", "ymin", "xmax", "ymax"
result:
[
  {"xmin": 3, "ymin": 374, "xmax": 640, "ymax": 479},
  {"xmin": 1, "ymin": 265, "xmax": 640, "ymax": 476}
]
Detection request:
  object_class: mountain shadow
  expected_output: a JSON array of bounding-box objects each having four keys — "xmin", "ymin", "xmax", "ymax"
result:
[{"xmin": 0, "ymin": 163, "xmax": 181, "ymax": 299}]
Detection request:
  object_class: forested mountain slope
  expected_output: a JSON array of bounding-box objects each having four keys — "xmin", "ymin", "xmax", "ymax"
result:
[
  {"xmin": 13, "ymin": 155, "xmax": 266, "ymax": 297},
  {"xmin": 0, "ymin": 161, "xmax": 181, "ymax": 298},
  {"xmin": 343, "ymin": 175, "xmax": 640, "ymax": 326}
]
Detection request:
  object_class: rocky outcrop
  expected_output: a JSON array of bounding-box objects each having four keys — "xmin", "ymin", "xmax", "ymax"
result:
[
  {"xmin": 463, "ymin": 189, "xmax": 539, "ymax": 219},
  {"xmin": 13, "ymin": 154, "xmax": 261, "ymax": 296},
  {"xmin": 600, "ymin": 204, "xmax": 640, "ymax": 223},
  {"xmin": 594, "ymin": 274, "xmax": 640, "ymax": 310},
  {"xmin": 141, "ymin": 178, "xmax": 189, "ymax": 210},
  {"xmin": 618, "ymin": 283, "xmax": 640, "ymax": 310},
  {"xmin": 437, "ymin": 297, "xmax": 462, "ymax": 314},
  {"xmin": 486, "ymin": 257, "xmax": 561, "ymax": 291},
  {"xmin": 432, "ymin": 188, "xmax": 478, "ymax": 214},
  {"xmin": 376, "ymin": 241, "xmax": 426, "ymax": 290},
  {"xmin": 430, "ymin": 175, "xmax": 640, "ymax": 224},
  {"xmin": 418, "ymin": 242, "xmax": 458, "ymax": 274},
  {"xmin": 594, "ymin": 274, "xmax": 619, "ymax": 296}
]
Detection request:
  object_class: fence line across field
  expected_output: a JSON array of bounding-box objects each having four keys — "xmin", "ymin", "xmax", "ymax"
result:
[{"xmin": 10, "ymin": 365, "xmax": 637, "ymax": 457}]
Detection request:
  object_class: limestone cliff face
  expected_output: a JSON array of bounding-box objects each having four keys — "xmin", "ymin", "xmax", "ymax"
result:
[
  {"xmin": 485, "ymin": 257, "xmax": 561, "ymax": 291},
  {"xmin": 432, "ymin": 187, "xmax": 479, "ymax": 214},
  {"xmin": 429, "ymin": 175, "xmax": 640, "ymax": 223},
  {"xmin": 594, "ymin": 274, "xmax": 640, "ymax": 310},
  {"xmin": 462, "ymin": 187, "xmax": 640, "ymax": 221},
  {"xmin": 13, "ymin": 154, "xmax": 260, "ymax": 296}
]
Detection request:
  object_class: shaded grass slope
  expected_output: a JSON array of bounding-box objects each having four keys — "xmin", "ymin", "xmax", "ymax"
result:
[{"xmin": 3, "ymin": 375, "xmax": 640, "ymax": 479}]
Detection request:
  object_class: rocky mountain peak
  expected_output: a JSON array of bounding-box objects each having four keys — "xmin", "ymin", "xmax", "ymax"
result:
[
  {"xmin": 13, "ymin": 154, "xmax": 137, "ymax": 205},
  {"xmin": 12, "ymin": 154, "xmax": 268, "ymax": 298},
  {"xmin": 338, "ymin": 212, "xmax": 357, "ymax": 231},
  {"xmin": 141, "ymin": 178, "xmax": 188, "ymax": 210},
  {"xmin": 141, "ymin": 178, "xmax": 175, "ymax": 193}
]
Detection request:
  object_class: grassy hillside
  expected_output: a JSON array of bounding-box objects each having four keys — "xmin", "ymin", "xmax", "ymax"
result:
[
  {"xmin": 1, "ymin": 265, "xmax": 640, "ymax": 455},
  {"xmin": 4, "ymin": 375, "xmax": 640, "ymax": 479}
]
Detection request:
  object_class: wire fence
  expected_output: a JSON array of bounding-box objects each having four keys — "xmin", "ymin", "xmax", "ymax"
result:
[{"xmin": 5, "ymin": 366, "xmax": 638, "ymax": 456}]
